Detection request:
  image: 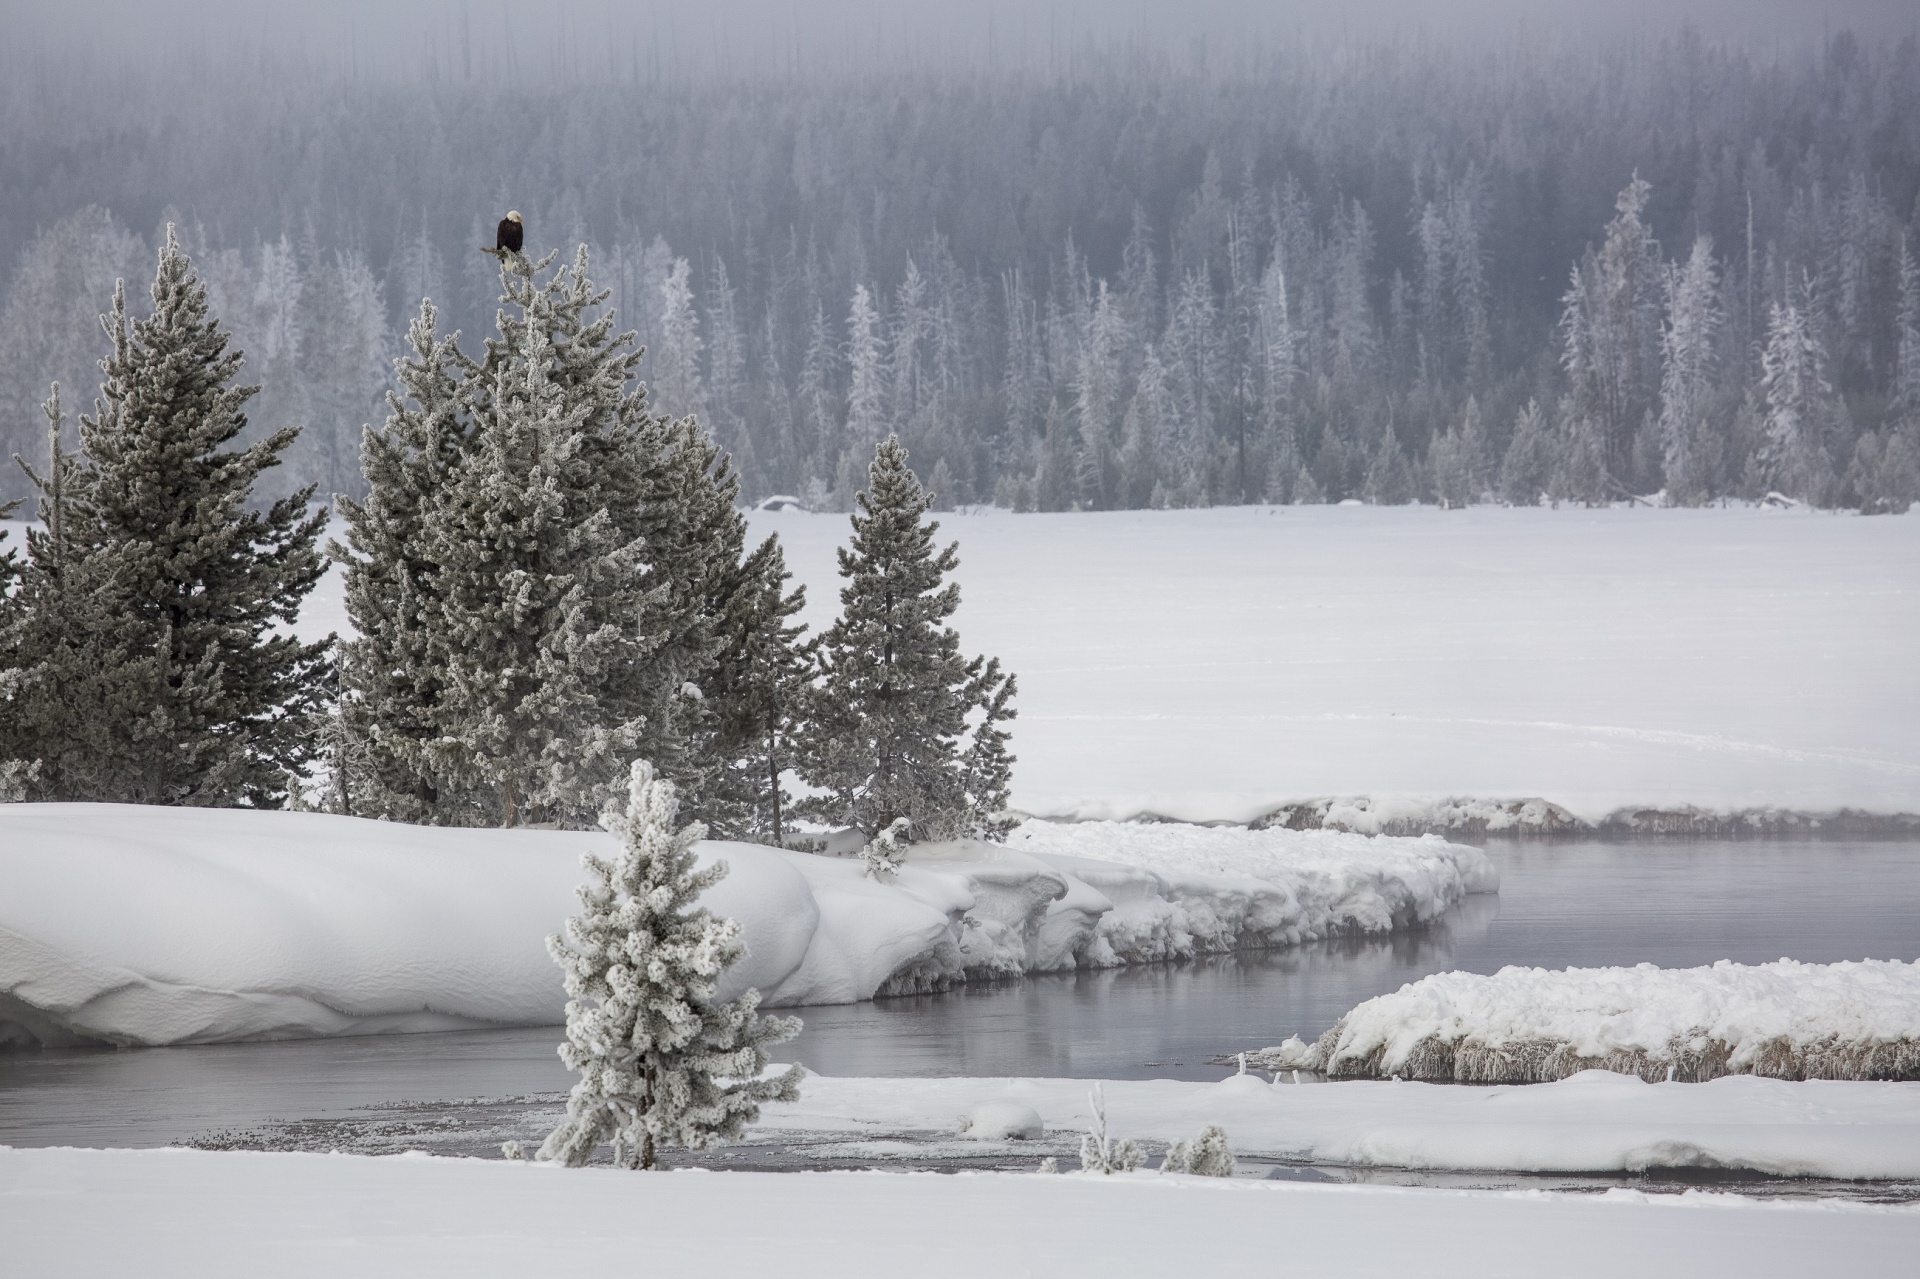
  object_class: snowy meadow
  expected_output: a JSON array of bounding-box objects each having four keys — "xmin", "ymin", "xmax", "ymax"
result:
[
  {"xmin": 295, "ymin": 501, "xmax": 1920, "ymax": 827},
  {"xmin": 752, "ymin": 503, "xmax": 1920, "ymax": 826}
]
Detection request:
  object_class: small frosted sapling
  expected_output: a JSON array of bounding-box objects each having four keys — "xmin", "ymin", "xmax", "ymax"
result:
[
  {"xmin": 1078, "ymin": 1083, "xmax": 1145, "ymax": 1174},
  {"xmin": 536, "ymin": 759, "xmax": 802, "ymax": 1169}
]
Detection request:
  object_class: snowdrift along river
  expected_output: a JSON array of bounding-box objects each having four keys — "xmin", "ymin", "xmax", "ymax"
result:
[
  {"xmin": 1249, "ymin": 959, "xmax": 1920, "ymax": 1082},
  {"xmin": 0, "ymin": 804, "xmax": 1493, "ymax": 1049}
]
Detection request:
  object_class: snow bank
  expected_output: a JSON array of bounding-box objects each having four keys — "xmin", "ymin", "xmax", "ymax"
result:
[
  {"xmin": 0, "ymin": 805, "xmax": 1487, "ymax": 1048},
  {"xmin": 8, "ymin": 1147, "xmax": 1913, "ymax": 1279},
  {"xmin": 768, "ymin": 1069, "xmax": 1920, "ymax": 1181},
  {"xmin": 1249, "ymin": 960, "xmax": 1920, "ymax": 1083},
  {"xmin": 1007, "ymin": 820, "xmax": 1497, "ymax": 961}
]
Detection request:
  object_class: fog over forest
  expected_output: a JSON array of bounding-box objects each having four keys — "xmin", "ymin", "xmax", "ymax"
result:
[{"xmin": 4, "ymin": 1, "xmax": 1918, "ymax": 511}]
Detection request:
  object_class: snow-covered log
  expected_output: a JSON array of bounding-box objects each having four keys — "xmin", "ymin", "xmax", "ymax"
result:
[{"xmin": 1248, "ymin": 960, "xmax": 1920, "ymax": 1083}]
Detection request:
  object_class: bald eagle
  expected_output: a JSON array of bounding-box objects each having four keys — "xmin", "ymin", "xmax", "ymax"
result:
[{"xmin": 483, "ymin": 210, "xmax": 524, "ymax": 258}]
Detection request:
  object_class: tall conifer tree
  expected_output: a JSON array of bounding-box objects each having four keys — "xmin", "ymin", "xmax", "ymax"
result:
[
  {"xmin": 703, "ymin": 531, "xmax": 811, "ymax": 841},
  {"xmin": 801, "ymin": 435, "xmax": 1016, "ymax": 843},
  {"xmin": 338, "ymin": 248, "xmax": 805, "ymax": 830},
  {"xmin": 333, "ymin": 299, "xmax": 477, "ymax": 820},
  {"xmin": 393, "ymin": 250, "xmax": 667, "ymax": 827},
  {"xmin": 5, "ymin": 229, "xmax": 329, "ymax": 805}
]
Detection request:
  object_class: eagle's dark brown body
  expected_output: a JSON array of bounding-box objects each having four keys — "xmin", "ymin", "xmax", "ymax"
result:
[{"xmin": 495, "ymin": 215, "xmax": 523, "ymax": 254}]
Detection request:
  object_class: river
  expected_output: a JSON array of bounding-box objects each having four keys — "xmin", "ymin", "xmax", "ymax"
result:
[{"xmin": 3, "ymin": 838, "xmax": 1916, "ymax": 1153}]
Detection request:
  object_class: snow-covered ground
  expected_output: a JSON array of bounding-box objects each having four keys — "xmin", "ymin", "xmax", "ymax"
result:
[
  {"xmin": 2, "ymin": 1146, "xmax": 1913, "ymax": 1278},
  {"xmin": 1250, "ymin": 959, "xmax": 1920, "ymax": 1083},
  {"xmin": 31, "ymin": 503, "xmax": 1918, "ymax": 827},
  {"xmin": 0, "ymin": 804, "xmax": 1492, "ymax": 1047},
  {"xmin": 738, "ymin": 504, "xmax": 1919, "ymax": 827},
  {"xmin": 763, "ymin": 1068, "xmax": 1920, "ymax": 1180},
  {"xmin": 18, "ymin": 504, "xmax": 1920, "ymax": 828}
]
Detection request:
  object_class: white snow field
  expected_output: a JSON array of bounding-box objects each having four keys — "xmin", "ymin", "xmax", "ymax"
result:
[
  {"xmin": 0, "ymin": 804, "xmax": 1492, "ymax": 1047},
  {"xmin": 767, "ymin": 1068, "xmax": 1920, "ymax": 1180},
  {"xmin": 18, "ymin": 503, "xmax": 1920, "ymax": 828},
  {"xmin": 1, "ymin": 1147, "xmax": 1912, "ymax": 1278},
  {"xmin": 736, "ymin": 504, "xmax": 1918, "ymax": 827},
  {"xmin": 1249, "ymin": 959, "xmax": 1920, "ymax": 1083}
]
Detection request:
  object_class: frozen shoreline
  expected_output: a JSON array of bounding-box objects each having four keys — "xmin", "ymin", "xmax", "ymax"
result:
[
  {"xmin": 0, "ymin": 804, "xmax": 1492, "ymax": 1049},
  {"xmin": 760, "ymin": 1068, "xmax": 1920, "ymax": 1181},
  {"xmin": 1037, "ymin": 797, "xmax": 1920, "ymax": 840}
]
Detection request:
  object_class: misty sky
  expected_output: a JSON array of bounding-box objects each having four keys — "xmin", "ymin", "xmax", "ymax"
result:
[{"xmin": 15, "ymin": 0, "xmax": 1917, "ymax": 80}]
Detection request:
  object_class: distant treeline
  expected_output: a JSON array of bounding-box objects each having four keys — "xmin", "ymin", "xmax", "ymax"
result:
[{"xmin": 2, "ymin": 27, "xmax": 1917, "ymax": 510}]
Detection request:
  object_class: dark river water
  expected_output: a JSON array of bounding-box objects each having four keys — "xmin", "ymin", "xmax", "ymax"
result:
[{"xmin": 4, "ymin": 839, "xmax": 1917, "ymax": 1150}]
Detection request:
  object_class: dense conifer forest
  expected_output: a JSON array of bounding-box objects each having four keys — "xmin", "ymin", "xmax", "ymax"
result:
[{"xmin": 3, "ymin": 24, "xmax": 1917, "ymax": 510}]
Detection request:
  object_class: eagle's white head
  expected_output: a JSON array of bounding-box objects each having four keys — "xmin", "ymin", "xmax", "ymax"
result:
[{"xmin": 506, "ymin": 210, "xmax": 523, "ymax": 223}]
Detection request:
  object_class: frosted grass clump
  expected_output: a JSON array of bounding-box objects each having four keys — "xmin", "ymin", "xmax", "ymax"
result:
[{"xmin": 1161, "ymin": 1125, "xmax": 1235, "ymax": 1177}]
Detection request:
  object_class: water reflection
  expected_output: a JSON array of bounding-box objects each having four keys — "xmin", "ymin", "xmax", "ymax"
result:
[{"xmin": 777, "ymin": 892, "xmax": 1500, "ymax": 1081}]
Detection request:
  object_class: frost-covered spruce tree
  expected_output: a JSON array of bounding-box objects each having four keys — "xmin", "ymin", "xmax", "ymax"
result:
[
  {"xmin": 626, "ymin": 416, "xmax": 741, "ymax": 817},
  {"xmin": 541, "ymin": 759, "xmax": 802, "ymax": 1169},
  {"xmin": 800, "ymin": 435, "xmax": 1017, "ymax": 847},
  {"xmin": 0, "ymin": 386, "xmax": 103, "ymax": 796},
  {"xmin": 702, "ymin": 527, "xmax": 811, "ymax": 842},
  {"xmin": 1756, "ymin": 295, "xmax": 1836, "ymax": 503},
  {"xmin": 332, "ymin": 298, "xmax": 479, "ymax": 821},
  {"xmin": 1498, "ymin": 399, "xmax": 1556, "ymax": 505},
  {"xmin": 6, "ymin": 231, "xmax": 329, "ymax": 805},
  {"xmin": 1656, "ymin": 237, "xmax": 1722, "ymax": 504},
  {"xmin": 415, "ymin": 253, "xmax": 660, "ymax": 827}
]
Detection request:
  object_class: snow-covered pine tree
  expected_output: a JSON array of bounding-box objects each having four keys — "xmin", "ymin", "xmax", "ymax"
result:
[
  {"xmin": 1756, "ymin": 294, "xmax": 1836, "ymax": 503},
  {"xmin": 1656, "ymin": 237, "xmax": 1723, "ymax": 504},
  {"xmin": 702, "ymin": 529, "xmax": 811, "ymax": 842},
  {"xmin": 843, "ymin": 285, "xmax": 888, "ymax": 460},
  {"xmin": 333, "ymin": 298, "xmax": 479, "ymax": 821},
  {"xmin": 1560, "ymin": 176, "xmax": 1665, "ymax": 489},
  {"xmin": 6, "ymin": 232, "xmax": 330, "ymax": 805},
  {"xmin": 625, "ymin": 415, "xmax": 740, "ymax": 817},
  {"xmin": 0, "ymin": 385, "xmax": 120, "ymax": 796},
  {"xmin": 1844, "ymin": 430, "xmax": 1920, "ymax": 515},
  {"xmin": 1853, "ymin": 238, "xmax": 1920, "ymax": 514},
  {"xmin": 341, "ymin": 245, "xmax": 800, "ymax": 830},
  {"xmin": 413, "ymin": 250, "xmax": 660, "ymax": 827},
  {"xmin": 1893, "ymin": 239, "xmax": 1920, "ymax": 440},
  {"xmin": 1363, "ymin": 424, "xmax": 1416, "ymax": 505},
  {"xmin": 651, "ymin": 256, "xmax": 707, "ymax": 423},
  {"xmin": 1499, "ymin": 399, "xmax": 1556, "ymax": 504},
  {"xmin": 540, "ymin": 758, "xmax": 802, "ymax": 1170},
  {"xmin": 800, "ymin": 435, "xmax": 1017, "ymax": 845},
  {"xmin": 1429, "ymin": 396, "xmax": 1488, "ymax": 509},
  {"xmin": 1552, "ymin": 408, "xmax": 1611, "ymax": 506}
]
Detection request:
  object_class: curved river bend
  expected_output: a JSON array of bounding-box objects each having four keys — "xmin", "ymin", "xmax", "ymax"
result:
[{"xmin": 3, "ymin": 839, "xmax": 1916, "ymax": 1150}]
